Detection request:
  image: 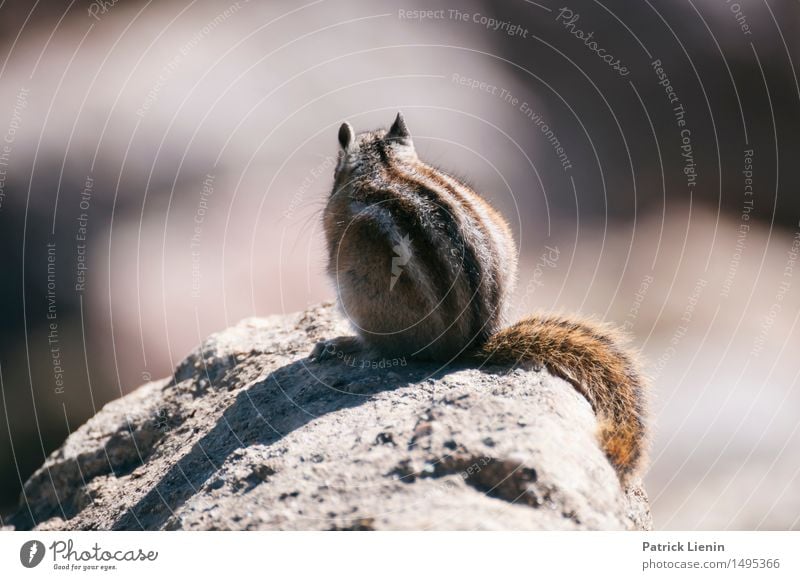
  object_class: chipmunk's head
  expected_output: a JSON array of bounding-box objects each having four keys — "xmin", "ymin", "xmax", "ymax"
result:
[{"xmin": 334, "ymin": 112, "xmax": 417, "ymax": 181}]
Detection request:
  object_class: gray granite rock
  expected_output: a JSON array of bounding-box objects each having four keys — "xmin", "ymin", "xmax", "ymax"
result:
[{"xmin": 9, "ymin": 303, "xmax": 651, "ymax": 530}]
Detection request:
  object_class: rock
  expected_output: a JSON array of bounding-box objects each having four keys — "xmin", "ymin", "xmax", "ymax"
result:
[{"xmin": 8, "ymin": 303, "xmax": 651, "ymax": 531}]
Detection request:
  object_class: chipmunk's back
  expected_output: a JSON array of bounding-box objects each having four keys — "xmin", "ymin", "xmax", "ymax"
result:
[{"xmin": 323, "ymin": 113, "xmax": 517, "ymax": 360}]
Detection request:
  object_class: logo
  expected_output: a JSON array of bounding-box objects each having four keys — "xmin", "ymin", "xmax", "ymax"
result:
[
  {"xmin": 20, "ymin": 540, "xmax": 46, "ymax": 568},
  {"xmin": 390, "ymin": 234, "xmax": 413, "ymax": 291}
]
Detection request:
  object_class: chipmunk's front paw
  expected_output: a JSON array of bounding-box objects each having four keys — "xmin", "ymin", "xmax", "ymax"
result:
[{"xmin": 308, "ymin": 336, "xmax": 363, "ymax": 362}]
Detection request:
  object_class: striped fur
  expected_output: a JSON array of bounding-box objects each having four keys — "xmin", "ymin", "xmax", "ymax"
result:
[
  {"xmin": 324, "ymin": 114, "xmax": 516, "ymax": 360},
  {"xmin": 319, "ymin": 113, "xmax": 647, "ymax": 480}
]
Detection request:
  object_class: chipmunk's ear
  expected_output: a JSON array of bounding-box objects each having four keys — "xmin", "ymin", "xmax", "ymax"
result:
[
  {"xmin": 386, "ymin": 112, "xmax": 412, "ymax": 145},
  {"xmin": 338, "ymin": 122, "xmax": 355, "ymax": 150}
]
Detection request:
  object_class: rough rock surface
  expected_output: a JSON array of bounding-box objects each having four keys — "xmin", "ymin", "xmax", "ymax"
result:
[{"xmin": 9, "ymin": 304, "xmax": 651, "ymax": 531}]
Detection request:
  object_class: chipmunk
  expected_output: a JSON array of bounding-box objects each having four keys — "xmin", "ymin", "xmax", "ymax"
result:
[{"xmin": 310, "ymin": 112, "xmax": 647, "ymax": 480}]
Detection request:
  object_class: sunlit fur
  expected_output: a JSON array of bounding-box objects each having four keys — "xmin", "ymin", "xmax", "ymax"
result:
[
  {"xmin": 318, "ymin": 113, "xmax": 647, "ymax": 481},
  {"xmin": 324, "ymin": 114, "xmax": 516, "ymax": 360}
]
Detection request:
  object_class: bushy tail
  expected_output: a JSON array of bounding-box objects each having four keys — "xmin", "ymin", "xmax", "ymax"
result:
[{"xmin": 477, "ymin": 314, "xmax": 648, "ymax": 480}]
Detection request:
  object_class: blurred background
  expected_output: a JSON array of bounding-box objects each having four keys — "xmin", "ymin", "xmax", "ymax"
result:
[{"xmin": 0, "ymin": 0, "xmax": 798, "ymax": 530}]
